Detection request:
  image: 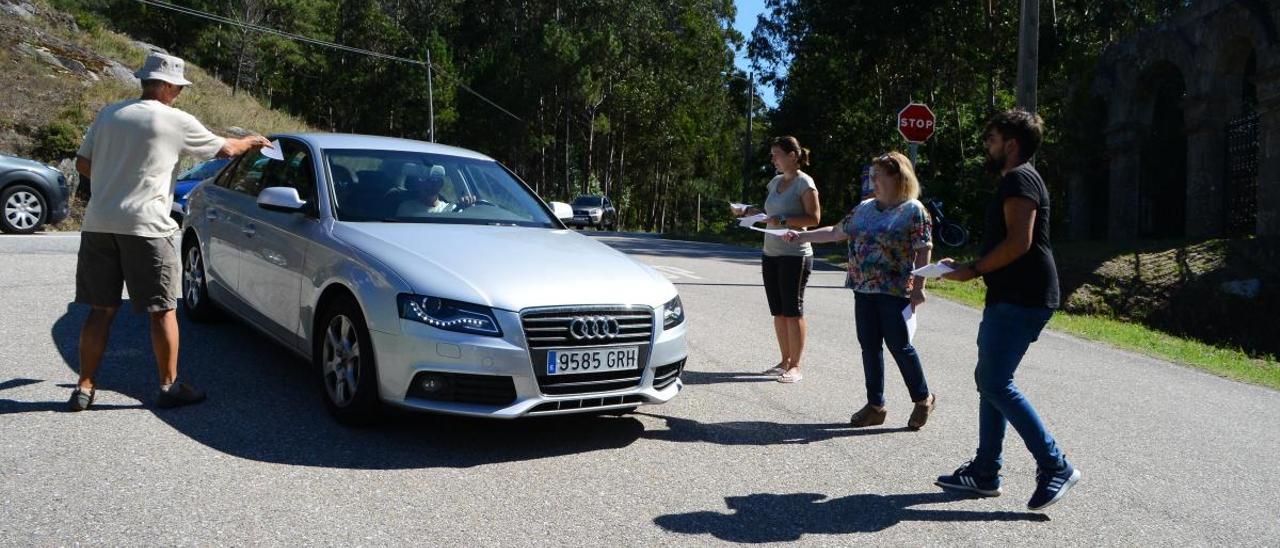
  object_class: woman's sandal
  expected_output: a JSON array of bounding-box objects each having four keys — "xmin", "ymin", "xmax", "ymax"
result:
[
  {"xmin": 850, "ymin": 403, "xmax": 887, "ymax": 427},
  {"xmin": 777, "ymin": 368, "xmax": 804, "ymax": 383}
]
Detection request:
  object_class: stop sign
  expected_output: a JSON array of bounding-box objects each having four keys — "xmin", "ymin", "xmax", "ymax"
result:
[{"xmin": 897, "ymin": 103, "xmax": 936, "ymax": 143}]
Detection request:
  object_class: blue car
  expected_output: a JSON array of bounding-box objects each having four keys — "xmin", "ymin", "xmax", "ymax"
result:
[{"xmin": 171, "ymin": 158, "xmax": 231, "ymax": 223}]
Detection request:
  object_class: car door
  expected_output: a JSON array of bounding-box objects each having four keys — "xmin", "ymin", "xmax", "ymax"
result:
[
  {"xmin": 236, "ymin": 138, "xmax": 319, "ymax": 342},
  {"xmin": 195, "ymin": 155, "xmax": 255, "ymax": 305},
  {"xmin": 603, "ymin": 197, "xmax": 616, "ymax": 227},
  {"xmin": 212, "ymin": 150, "xmax": 273, "ymax": 311}
]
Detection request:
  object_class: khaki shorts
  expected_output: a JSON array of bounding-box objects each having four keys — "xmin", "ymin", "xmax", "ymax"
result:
[{"xmin": 75, "ymin": 232, "xmax": 181, "ymax": 313}]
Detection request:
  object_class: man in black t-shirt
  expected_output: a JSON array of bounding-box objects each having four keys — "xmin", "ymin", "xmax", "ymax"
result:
[{"xmin": 932, "ymin": 109, "xmax": 1080, "ymax": 512}]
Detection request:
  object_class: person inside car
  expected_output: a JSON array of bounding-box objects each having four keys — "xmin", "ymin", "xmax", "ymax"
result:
[{"xmin": 396, "ymin": 166, "xmax": 453, "ymax": 216}]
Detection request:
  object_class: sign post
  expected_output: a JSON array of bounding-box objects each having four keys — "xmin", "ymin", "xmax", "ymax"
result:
[{"xmin": 897, "ymin": 103, "xmax": 936, "ymax": 166}]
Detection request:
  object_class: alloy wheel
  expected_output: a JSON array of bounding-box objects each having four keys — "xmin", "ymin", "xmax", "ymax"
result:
[{"xmin": 322, "ymin": 315, "xmax": 362, "ymax": 407}]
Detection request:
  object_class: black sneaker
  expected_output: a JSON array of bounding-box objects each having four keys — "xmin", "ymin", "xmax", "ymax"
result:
[
  {"xmin": 935, "ymin": 461, "xmax": 1002, "ymax": 497},
  {"xmin": 67, "ymin": 387, "xmax": 95, "ymax": 412},
  {"xmin": 1027, "ymin": 462, "xmax": 1080, "ymax": 511},
  {"xmin": 155, "ymin": 382, "xmax": 206, "ymax": 409}
]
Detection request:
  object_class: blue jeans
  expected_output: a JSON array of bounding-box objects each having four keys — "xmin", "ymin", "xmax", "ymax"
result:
[
  {"xmin": 854, "ymin": 291, "xmax": 930, "ymax": 406},
  {"xmin": 971, "ymin": 302, "xmax": 1066, "ymax": 475}
]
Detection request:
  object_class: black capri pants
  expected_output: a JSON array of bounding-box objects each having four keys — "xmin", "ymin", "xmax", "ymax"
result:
[{"xmin": 761, "ymin": 254, "xmax": 813, "ymax": 317}]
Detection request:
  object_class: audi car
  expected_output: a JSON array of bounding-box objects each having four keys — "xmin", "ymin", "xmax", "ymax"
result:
[
  {"xmin": 171, "ymin": 157, "xmax": 231, "ymax": 223},
  {"xmin": 180, "ymin": 133, "xmax": 686, "ymax": 424}
]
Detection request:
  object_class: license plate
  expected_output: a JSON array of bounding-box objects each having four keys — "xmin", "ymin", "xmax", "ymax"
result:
[{"xmin": 546, "ymin": 347, "xmax": 639, "ymax": 375}]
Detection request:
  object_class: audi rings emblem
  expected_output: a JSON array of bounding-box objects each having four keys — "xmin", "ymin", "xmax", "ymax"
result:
[{"xmin": 569, "ymin": 316, "xmax": 620, "ymax": 340}]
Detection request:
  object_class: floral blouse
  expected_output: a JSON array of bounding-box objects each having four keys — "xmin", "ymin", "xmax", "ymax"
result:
[{"xmin": 837, "ymin": 198, "xmax": 933, "ymax": 297}]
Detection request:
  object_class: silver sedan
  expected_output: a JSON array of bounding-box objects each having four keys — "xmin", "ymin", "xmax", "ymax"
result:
[{"xmin": 180, "ymin": 133, "xmax": 686, "ymax": 424}]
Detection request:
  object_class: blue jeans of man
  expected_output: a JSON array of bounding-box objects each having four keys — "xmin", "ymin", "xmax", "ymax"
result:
[
  {"xmin": 971, "ymin": 302, "xmax": 1066, "ymax": 475},
  {"xmin": 854, "ymin": 291, "xmax": 930, "ymax": 406}
]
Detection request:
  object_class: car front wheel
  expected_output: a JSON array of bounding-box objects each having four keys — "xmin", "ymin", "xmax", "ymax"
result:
[
  {"xmin": 315, "ymin": 296, "xmax": 381, "ymax": 425},
  {"xmin": 1, "ymin": 184, "xmax": 47, "ymax": 234}
]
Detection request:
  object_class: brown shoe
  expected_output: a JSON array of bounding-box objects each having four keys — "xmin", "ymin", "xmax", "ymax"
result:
[
  {"xmin": 850, "ymin": 403, "xmax": 887, "ymax": 427},
  {"xmin": 908, "ymin": 394, "xmax": 936, "ymax": 430}
]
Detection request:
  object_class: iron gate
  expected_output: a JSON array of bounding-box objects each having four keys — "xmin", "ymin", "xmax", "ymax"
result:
[{"xmin": 1225, "ymin": 111, "xmax": 1259, "ymax": 236}]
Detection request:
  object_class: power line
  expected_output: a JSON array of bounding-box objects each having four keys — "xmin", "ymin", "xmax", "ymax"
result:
[{"xmin": 132, "ymin": 0, "xmax": 525, "ymax": 124}]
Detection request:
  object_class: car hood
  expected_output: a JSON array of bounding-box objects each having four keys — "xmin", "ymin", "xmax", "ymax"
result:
[
  {"xmin": 332, "ymin": 223, "xmax": 675, "ymax": 312},
  {"xmin": 2, "ymin": 156, "xmax": 58, "ymax": 177}
]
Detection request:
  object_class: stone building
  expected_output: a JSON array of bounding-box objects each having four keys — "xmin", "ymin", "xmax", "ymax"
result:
[{"xmin": 1071, "ymin": 0, "xmax": 1278, "ymax": 239}]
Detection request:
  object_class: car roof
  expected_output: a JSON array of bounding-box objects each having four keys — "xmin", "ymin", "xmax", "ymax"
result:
[{"xmin": 273, "ymin": 133, "xmax": 495, "ymax": 162}]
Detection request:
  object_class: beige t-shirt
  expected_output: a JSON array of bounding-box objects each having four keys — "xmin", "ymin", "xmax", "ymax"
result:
[
  {"xmin": 762, "ymin": 171, "xmax": 818, "ymax": 257},
  {"xmin": 77, "ymin": 99, "xmax": 226, "ymax": 237}
]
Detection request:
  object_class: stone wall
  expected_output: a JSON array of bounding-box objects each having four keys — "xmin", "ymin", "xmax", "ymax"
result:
[{"xmin": 1085, "ymin": 0, "xmax": 1280, "ymax": 239}]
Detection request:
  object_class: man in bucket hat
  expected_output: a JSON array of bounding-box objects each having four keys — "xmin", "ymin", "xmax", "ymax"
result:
[{"xmin": 69, "ymin": 52, "xmax": 271, "ymax": 411}]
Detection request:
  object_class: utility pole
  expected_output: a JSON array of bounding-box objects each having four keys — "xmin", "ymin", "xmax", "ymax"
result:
[
  {"xmin": 743, "ymin": 71, "xmax": 754, "ymax": 202},
  {"xmin": 1016, "ymin": 0, "xmax": 1039, "ymax": 114},
  {"xmin": 426, "ymin": 48, "xmax": 436, "ymax": 142}
]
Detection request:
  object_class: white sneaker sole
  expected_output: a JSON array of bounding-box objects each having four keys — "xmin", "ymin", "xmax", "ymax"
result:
[{"xmin": 935, "ymin": 479, "xmax": 1002, "ymax": 497}]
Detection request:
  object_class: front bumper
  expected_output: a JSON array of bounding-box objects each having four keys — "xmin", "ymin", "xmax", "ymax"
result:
[{"xmin": 371, "ymin": 308, "xmax": 687, "ymax": 418}]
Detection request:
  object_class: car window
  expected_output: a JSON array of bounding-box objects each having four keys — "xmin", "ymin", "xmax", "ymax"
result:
[
  {"xmin": 179, "ymin": 158, "xmax": 230, "ymax": 181},
  {"xmin": 572, "ymin": 196, "xmax": 603, "ymax": 207},
  {"xmin": 219, "ymin": 151, "xmax": 269, "ymax": 197},
  {"xmin": 259, "ymin": 139, "xmax": 317, "ymax": 202},
  {"xmin": 325, "ymin": 149, "xmax": 555, "ymax": 227}
]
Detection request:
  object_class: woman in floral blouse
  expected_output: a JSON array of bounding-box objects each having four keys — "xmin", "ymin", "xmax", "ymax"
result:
[{"xmin": 782, "ymin": 151, "xmax": 937, "ymax": 429}]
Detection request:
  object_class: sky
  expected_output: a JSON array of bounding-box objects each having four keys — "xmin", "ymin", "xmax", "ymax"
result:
[{"xmin": 732, "ymin": 0, "xmax": 777, "ymax": 107}]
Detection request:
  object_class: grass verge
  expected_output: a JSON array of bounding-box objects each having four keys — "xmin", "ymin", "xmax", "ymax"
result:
[{"xmin": 928, "ymin": 279, "xmax": 1280, "ymax": 391}]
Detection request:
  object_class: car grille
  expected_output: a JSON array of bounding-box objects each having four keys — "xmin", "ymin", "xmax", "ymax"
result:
[
  {"xmin": 652, "ymin": 359, "xmax": 685, "ymax": 390},
  {"xmin": 521, "ymin": 306, "xmax": 654, "ymax": 395},
  {"xmin": 405, "ymin": 371, "xmax": 517, "ymax": 406}
]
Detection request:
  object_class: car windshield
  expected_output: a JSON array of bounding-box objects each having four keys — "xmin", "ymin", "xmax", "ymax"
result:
[
  {"xmin": 325, "ymin": 149, "xmax": 555, "ymax": 227},
  {"xmin": 572, "ymin": 196, "xmax": 603, "ymax": 207},
  {"xmin": 178, "ymin": 158, "xmax": 230, "ymax": 181}
]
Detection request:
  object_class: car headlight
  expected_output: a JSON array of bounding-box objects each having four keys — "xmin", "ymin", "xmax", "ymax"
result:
[
  {"xmin": 590, "ymin": 208, "xmax": 603, "ymax": 216},
  {"xmin": 397, "ymin": 294, "xmax": 503, "ymax": 337},
  {"xmin": 662, "ymin": 296, "xmax": 684, "ymax": 330}
]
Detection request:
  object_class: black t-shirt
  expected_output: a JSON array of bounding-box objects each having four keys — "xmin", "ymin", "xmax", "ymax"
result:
[{"xmin": 979, "ymin": 163, "xmax": 1060, "ymax": 309}]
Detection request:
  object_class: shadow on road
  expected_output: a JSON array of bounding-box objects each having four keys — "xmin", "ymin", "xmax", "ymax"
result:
[
  {"xmin": 638, "ymin": 412, "xmax": 908, "ymax": 445},
  {"xmin": 678, "ymin": 371, "xmax": 779, "ymax": 385},
  {"xmin": 40, "ymin": 302, "xmax": 644, "ymax": 470},
  {"xmin": 654, "ymin": 491, "xmax": 1049, "ymax": 542}
]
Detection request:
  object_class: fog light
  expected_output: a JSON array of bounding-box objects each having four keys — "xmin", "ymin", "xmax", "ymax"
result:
[{"xmin": 420, "ymin": 373, "xmax": 451, "ymax": 394}]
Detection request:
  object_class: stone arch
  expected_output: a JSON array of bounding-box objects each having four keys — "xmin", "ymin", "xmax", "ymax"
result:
[{"xmin": 1134, "ymin": 61, "xmax": 1189, "ymax": 238}]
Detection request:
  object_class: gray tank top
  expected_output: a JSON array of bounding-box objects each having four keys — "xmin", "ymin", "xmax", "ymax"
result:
[{"xmin": 762, "ymin": 171, "xmax": 817, "ymax": 257}]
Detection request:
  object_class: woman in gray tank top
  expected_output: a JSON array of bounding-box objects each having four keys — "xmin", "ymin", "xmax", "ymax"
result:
[{"xmin": 732, "ymin": 136, "xmax": 822, "ymax": 383}]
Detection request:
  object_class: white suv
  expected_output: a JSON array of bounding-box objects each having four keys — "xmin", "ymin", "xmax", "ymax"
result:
[{"xmin": 180, "ymin": 133, "xmax": 686, "ymax": 424}]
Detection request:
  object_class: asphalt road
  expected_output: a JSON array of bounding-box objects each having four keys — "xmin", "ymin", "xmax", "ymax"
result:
[{"xmin": 1, "ymin": 231, "xmax": 1277, "ymax": 546}]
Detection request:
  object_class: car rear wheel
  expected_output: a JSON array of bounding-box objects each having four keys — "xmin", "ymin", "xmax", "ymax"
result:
[
  {"xmin": 315, "ymin": 296, "xmax": 381, "ymax": 425},
  {"xmin": 1, "ymin": 184, "xmax": 47, "ymax": 234},
  {"xmin": 181, "ymin": 240, "xmax": 219, "ymax": 322}
]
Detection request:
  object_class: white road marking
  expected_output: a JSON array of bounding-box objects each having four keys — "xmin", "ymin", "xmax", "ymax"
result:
[{"xmin": 652, "ymin": 265, "xmax": 703, "ymax": 280}]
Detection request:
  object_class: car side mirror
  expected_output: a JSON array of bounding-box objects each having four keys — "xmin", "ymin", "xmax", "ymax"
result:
[
  {"xmin": 549, "ymin": 201, "xmax": 574, "ymax": 221},
  {"xmin": 258, "ymin": 186, "xmax": 307, "ymax": 213}
]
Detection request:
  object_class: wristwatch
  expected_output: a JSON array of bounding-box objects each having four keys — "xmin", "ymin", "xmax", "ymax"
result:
[{"xmin": 775, "ymin": 214, "xmax": 787, "ymax": 227}]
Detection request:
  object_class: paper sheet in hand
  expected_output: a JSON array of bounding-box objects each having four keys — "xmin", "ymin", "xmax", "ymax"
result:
[
  {"xmin": 261, "ymin": 140, "xmax": 284, "ymax": 161},
  {"xmin": 902, "ymin": 304, "xmax": 917, "ymax": 343},
  {"xmin": 910, "ymin": 262, "xmax": 955, "ymax": 279},
  {"xmin": 748, "ymin": 226, "xmax": 791, "ymax": 236},
  {"xmin": 737, "ymin": 213, "xmax": 768, "ymax": 228},
  {"xmin": 730, "ymin": 202, "xmax": 753, "ymax": 214}
]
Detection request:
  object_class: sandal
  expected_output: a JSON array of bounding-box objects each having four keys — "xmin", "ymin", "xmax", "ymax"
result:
[
  {"xmin": 850, "ymin": 403, "xmax": 887, "ymax": 427},
  {"xmin": 777, "ymin": 368, "xmax": 803, "ymax": 383},
  {"xmin": 67, "ymin": 387, "xmax": 95, "ymax": 412},
  {"xmin": 908, "ymin": 393, "xmax": 936, "ymax": 430}
]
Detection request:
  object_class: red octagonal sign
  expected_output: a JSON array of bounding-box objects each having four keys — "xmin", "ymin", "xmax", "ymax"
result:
[{"xmin": 898, "ymin": 103, "xmax": 936, "ymax": 143}]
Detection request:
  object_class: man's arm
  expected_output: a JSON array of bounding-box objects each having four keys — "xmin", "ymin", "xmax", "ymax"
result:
[
  {"xmin": 942, "ymin": 196, "xmax": 1036, "ymax": 281},
  {"xmin": 216, "ymin": 135, "xmax": 272, "ymax": 158},
  {"xmin": 75, "ymin": 156, "xmax": 91, "ymax": 178}
]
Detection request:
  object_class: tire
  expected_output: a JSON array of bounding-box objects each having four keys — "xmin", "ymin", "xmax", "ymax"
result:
[
  {"xmin": 1, "ymin": 184, "xmax": 47, "ymax": 234},
  {"xmin": 181, "ymin": 238, "xmax": 220, "ymax": 323},
  {"xmin": 314, "ymin": 295, "xmax": 381, "ymax": 426},
  {"xmin": 937, "ymin": 222, "xmax": 969, "ymax": 248}
]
